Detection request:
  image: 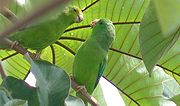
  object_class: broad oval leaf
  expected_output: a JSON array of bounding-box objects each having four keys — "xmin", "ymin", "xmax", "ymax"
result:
[
  {"xmin": 2, "ymin": 76, "xmax": 39, "ymax": 106},
  {"xmin": 0, "ymin": 0, "xmax": 179, "ymax": 105},
  {"xmin": 152, "ymin": 0, "xmax": 180, "ymax": 37},
  {"xmin": 158, "ymin": 40, "xmax": 180, "ymax": 84},
  {"xmin": 0, "ymin": 88, "xmax": 10, "ymax": 105},
  {"xmin": 104, "ymin": 54, "xmax": 180, "ymax": 106},
  {"xmin": 139, "ymin": 1, "xmax": 180, "ymax": 75},
  {"xmin": 92, "ymin": 84, "xmax": 107, "ymax": 106},
  {"xmin": 65, "ymin": 96, "xmax": 85, "ymax": 106},
  {"xmin": 170, "ymin": 94, "xmax": 180, "ymax": 106},
  {"xmin": 26, "ymin": 57, "xmax": 70, "ymax": 106},
  {"xmin": 4, "ymin": 99, "xmax": 28, "ymax": 106}
]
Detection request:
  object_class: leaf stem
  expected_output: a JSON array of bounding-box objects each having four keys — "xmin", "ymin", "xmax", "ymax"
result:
[
  {"xmin": 55, "ymin": 41, "xmax": 76, "ymax": 55},
  {"xmin": 82, "ymin": 0, "xmax": 100, "ymax": 12},
  {"xmin": 103, "ymin": 76, "xmax": 140, "ymax": 106},
  {"xmin": 1, "ymin": 52, "xmax": 19, "ymax": 61},
  {"xmin": 50, "ymin": 45, "xmax": 56, "ymax": 64},
  {"xmin": 64, "ymin": 21, "xmax": 140, "ymax": 33}
]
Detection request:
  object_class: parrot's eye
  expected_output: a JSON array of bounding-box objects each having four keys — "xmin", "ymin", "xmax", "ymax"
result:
[{"xmin": 99, "ymin": 22, "xmax": 103, "ymax": 25}]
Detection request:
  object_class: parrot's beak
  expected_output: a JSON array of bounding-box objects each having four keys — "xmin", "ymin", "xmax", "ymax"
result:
[
  {"xmin": 90, "ymin": 19, "xmax": 100, "ymax": 28},
  {"xmin": 75, "ymin": 13, "xmax": 83, "ymax": 23}
]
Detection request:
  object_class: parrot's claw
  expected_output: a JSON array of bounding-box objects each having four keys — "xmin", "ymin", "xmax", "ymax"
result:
[
  {"xmin": 35, "ymin": 51, "xmax": 41, "ymax": 59},
  {"xmin": 10, "ymin": 41, "xmax": 19, "ymax": 49},
  {"xmin": 76, "ymin": 85, "xmax": 87, "ymax": 93},
  {"xmin": 90, "ymin": 19, "xmax": 100, "ymax": 28}
]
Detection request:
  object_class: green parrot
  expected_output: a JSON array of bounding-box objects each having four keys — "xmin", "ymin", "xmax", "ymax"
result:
[
  {"xmin": 0, "ymin": 6, "xmax": 83, "ymax": 51},
  {"xmin": 73, "ymin": 19, "xmax": 115, "ymax": 95}
]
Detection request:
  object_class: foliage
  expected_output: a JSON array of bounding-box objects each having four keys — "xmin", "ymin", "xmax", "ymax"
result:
[{"xmin": 0, "ymin": 0, "xmax": 179, "ymax": 106}]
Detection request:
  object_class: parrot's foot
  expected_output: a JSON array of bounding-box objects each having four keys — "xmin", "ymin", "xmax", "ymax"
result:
[
  {"xmin": 76, "ymin": 85, "xmax": 87, "ymax": 93},
  {"xmin": 35, "ymin": 51, "xmax": 41, "ymax": 59},
  {"xmin": 90, "ymin": 19, "xmax": 100, "ymax": 28},
  {"xmin": 10, "ymin": 41, "xmax": 19, "ymax": 49}
]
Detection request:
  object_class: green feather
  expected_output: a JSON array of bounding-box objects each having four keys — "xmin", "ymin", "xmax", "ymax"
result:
[
  {"xmin": 0, "ymin": 6, "xmax": 83, "ymax": 51},
  {"xmin": 73, "ymin": 19, "xmax": 115, "ymax": 94}
]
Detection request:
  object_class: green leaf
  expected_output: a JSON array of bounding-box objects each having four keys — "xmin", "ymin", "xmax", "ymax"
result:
[
  {"xmin": 158, "ymin": 40, "xmax": 180, "ymax": 84},
  {"xmin": 162, "ymin": 78, "xmax": 180, "ymax": 99},
  {"xmin": 0, "ymin": 88, "xmax": 10, "ymax": 105},
  {"xmin": 2, "ymin": 76, "xmax": 39, "ymax": 106},
  {"xmin": 0, "ymin": 53, "xmax": 30, "ymax": 82},
  {"xmin": 4, "ymin": 99, "xmax": 28, "ymax": 106},
  {"xmin": 27, "ymin": 57, "xmax": 70, "ymax": 106},
  {"xmin": 139, "ymin": 1, "xmax": 180, "ymax": 75},
  {"xmin": 0, "ymin": 87, "xmax": 28, "ymax": 106},
  {"xmin": 65, "ymin": 96, "xmax": 85, "ymax": 106},
  {"xmin": 92, "ymin": 84, "xmax": 107, "ymax": 106},
  {"xmin": 170, "ymin": 94, "xmax": 180, "ymax": 106},
  {"xmin": 0, "ymin": 0, "xmax": 179, "ymax": 105},
  {"xmin": 152, "ymin": 0, "xmax": 180, "ymax": 37},
  {"xmin": 104, "ymin": 54, "xmax": 180, "ymax": 106}
]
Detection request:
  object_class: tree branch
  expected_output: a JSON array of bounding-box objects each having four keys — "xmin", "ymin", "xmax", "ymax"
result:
[
  {"xmin": 0, "ymin": 38, "xmax": 36, "ymax": 59},
  {"xmin": 71, "ymin": 77, "xmax": 100, "ymax": 106},
  {"xmin": 0, "ymin": 7, "xmax": 18, "ymax": 23}
]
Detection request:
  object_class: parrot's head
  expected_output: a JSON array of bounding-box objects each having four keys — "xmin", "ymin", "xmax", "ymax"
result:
[
  {"xmin": 64, "ymin": 6, "xmax": 83, "ymax": 23},
  {"xmin": 90, "ymin": 19, "xmax": 116, "ymax": 43}
]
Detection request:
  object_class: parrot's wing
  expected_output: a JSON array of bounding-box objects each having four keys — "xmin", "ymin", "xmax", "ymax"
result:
[
  {"xmin": 94, "ymin": 55, "xmax": 108, "ymax": 88},
  {"xmin": 18, "ymin": 19, "xmax": 53, "ymax": 31}
]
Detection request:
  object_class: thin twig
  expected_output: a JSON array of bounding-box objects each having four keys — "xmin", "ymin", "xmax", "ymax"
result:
[
  {"xmin": 0, "ymin": 61, "xmax": 7, "ymax": 79},
  {"xmin": 71, "ymin": 77, "xmax": 100, "ymax": 106},
  {"xmin": 0, "ymin": 0, "xmax": 70, "ymax": 38}
]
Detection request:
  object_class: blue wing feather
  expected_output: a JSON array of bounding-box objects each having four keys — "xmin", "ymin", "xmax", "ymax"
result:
[{"xmin": 94, "ymin": 55, "xmax": 108, "ymax": 88}]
